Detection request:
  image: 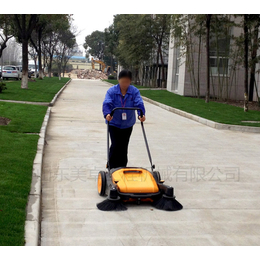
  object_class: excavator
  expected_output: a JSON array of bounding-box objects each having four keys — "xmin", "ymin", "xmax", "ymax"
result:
[
  {"xmin": 91, "ymin": 58, "xmax": 106, "ymax": 72},
  {"xmin": 91, "ymin": 58, "xmax": 115, "ymax": 76}
]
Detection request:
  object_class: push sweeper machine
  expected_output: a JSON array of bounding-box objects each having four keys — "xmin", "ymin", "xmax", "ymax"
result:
[{"xmin": 96, "ymin": 107, "xmax": 183, "ymax": 211}]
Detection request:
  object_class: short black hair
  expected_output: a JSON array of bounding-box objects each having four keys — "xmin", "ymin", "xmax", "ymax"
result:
[{"xmin": 118, "ymin": 70, "xmax": 132, "ymax": 80}]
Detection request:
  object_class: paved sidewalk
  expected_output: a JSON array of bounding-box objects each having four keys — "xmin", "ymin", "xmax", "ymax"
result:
[
  {"xmin": 0, "ymin": 99, "xmax": 49, "ymax": 106},
  {"xmin": 41, "ymin": 79, "xmax": 260, "ymax": 246}
]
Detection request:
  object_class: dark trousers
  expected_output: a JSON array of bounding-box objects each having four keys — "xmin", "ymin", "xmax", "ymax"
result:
[{"xmin": 108, "ymin": 125, "xmax": 133, "ymax": 169}]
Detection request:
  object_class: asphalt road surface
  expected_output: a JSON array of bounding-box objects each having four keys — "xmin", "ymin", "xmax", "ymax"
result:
[{"xmin": 41, "ymin": 79, "xmax": 260, "ymax": 246}]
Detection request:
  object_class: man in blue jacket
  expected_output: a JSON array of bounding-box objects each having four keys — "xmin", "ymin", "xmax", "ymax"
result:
[{"xmin": 102, "ymin": 70, "xmax": 146, "ymax": 169}]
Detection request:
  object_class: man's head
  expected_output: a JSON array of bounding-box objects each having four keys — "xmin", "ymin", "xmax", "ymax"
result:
[{"xmin": 118, "ymin": 70, "xmax": 132, "ymax": 89}]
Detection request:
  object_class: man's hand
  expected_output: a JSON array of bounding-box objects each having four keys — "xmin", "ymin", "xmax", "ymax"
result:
[
  {"xmin": 106, "ymin": 114, "xmax": 113, "ymax": 121},
  {"xmin": 138, "ymin": 115, "xmax": 146, "ymax": 122}
]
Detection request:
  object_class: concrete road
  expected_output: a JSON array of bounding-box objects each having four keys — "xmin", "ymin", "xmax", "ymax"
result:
[{"xmin": 41, "ymin": 79, "xmax": 260, "ymax": 246}]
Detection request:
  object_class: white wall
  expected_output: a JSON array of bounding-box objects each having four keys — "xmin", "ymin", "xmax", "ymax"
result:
[
  {"xmin": 166, "ymin": 32, "xmax": 186, "ymax": 96},
  {"xmin": 166, "ymin": 33, "xmax": 175, "ymax": 92}
]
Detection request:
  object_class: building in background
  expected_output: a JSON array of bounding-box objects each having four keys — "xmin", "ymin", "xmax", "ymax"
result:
[
  {"xmin": 118, "ymin": 43, "xmax": 169, "ymax": 87},
  {"xmin": 167, "ymin": 15, "xmax": 260, "ymax": 101},
  {"xmin": 68, "ymin": 43, "xmax": 88, "ymax": 69}
]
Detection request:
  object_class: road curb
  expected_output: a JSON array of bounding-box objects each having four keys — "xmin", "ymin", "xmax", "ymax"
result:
[
  {"xmin": 141, "ymin": 96, "xmax": 260, "ymax": 133},
  {"xmin": 24, "ymin": 79, "xmax": 71, "ymax": 246},
  {"xmin": 49, "ymin": 78, "xmax": 72, "ymax": 106},
  {"xmin": 24, "ymin": 107, "xmax": 51, "ymax": 246}
]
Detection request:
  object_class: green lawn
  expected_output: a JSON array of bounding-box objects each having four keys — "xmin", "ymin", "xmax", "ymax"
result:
[
  {"xmin": 103, "ymin": 79, "xmax": 149, "ymax": 89},
  {"xmin": 0, "ymin": 102, "xmax": 48, "ymax": 246},
  {"xmin": 0, "ymin": 77, "xmax": 70, "ymax": 245},
  {"xmin": 0, "ymin": 77, "xmax": 70, "ymax": 102},
  {"xmin": 139, "ymin": 90, "xmax": 260, "ymax": 127}
]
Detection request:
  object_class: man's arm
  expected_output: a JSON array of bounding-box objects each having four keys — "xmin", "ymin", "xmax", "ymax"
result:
[
  {"xmin": 133, "ymin": 89, "xmax": 146, "ymax": 117},
  {"xmin": 102, "ymin": 89, "xmax": 114, "ymax": 118}
]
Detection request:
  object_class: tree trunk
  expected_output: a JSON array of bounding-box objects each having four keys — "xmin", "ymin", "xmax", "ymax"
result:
[
  {"xmin": 43, "ymin": 50, "xmax": 46, "ymax": 75},
  {"xmin": 0, "ymin": 40, "xmax": 8, "ymax": 83},
  {"xmin": 58, "ymin": 63, "xmax": 61, "ymax": 80},
  {"xmin": 141, "ymin": 64, "xmax": 144, "ymax": 86},
  {"xmin": 159, "ymin": 45, "xmax": 166, "ymax": 87},
  {"xmin": 14, "ymin": 14, "xmax": 37, "ymax": 88},
  {"xmin": 48, "ymin": 57, "xmax": 52, "ymax": 77},
  {"xmin": 34, "ymin": 57, "xmax": 37, "ymax": 79},
  {"xmin": 197, "ymin": 23, "xmax": 202, "ymax": 98},
  {"xmin": 110, "ymin": 55, "xmax": 113, "ymax": 74},
  {"xmin": 254, "ymin": 77, "xmax": 260, "ymax": 105},
  {"xmin": 21, "ymin": 38, "xmax": 29, "ymax": 89},
  {"xmin": 249, "ymin": 23, "xmax": 259, "ymax": 101},
  {"xmin": 0, "ymin": 41, "xmax": 7, "ymax": 59},
  {"xmin": 205, "ymin": 14, "xmax": 212, "ymax": 103},
  {"xmin": 38, "ymin": 28, "xmax": 43, "ymax": 79},
  {"xmin": 154, "ymin": 46, "xmax": 160, "ymax": 87},
  {"xmin": 1, "ymin": 48, "xmax": 4, "ymax": 83},
  {"xmin": 244, "ymin": 15, "xmax": 249, "ymax": 112},
  {"xmin": 62, "ymin": 60, "xmax": 69, "ymax": 77}
]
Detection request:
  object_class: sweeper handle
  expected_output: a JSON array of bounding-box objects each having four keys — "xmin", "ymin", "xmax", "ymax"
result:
[
  {"xmin": 110, "ymin": 107, "xmax": 144, "ymax": 117},
  {"xmin": 107, "ymin": 107, "xmax": 155, "ymax": 172}
]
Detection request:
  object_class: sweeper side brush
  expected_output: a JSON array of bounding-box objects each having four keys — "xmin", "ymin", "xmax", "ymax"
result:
[{"xmin": 96, "ymin": 107, "xmax": 183, "ymax": 211}]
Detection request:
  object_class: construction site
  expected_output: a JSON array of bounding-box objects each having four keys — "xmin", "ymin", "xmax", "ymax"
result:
[{"xmin": 67, "ymin": 57, "xmax": 115, "ymax": 80}]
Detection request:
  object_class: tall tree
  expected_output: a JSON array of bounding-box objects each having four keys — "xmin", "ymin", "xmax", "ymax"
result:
[
  {"xmin": 171, "ymin": 14, "xmax": 236, "ymax": 100},
  {"xmin": 248, "ymin": 15, "xmax": 260, "ymax": 102},
  {"xmin": 104, "ymin": 22, "xmax": 119, "ymax": 72},
  {"xmin": 232, "ymin": 14, "xmax": 260, "ymax": 107},
  {"xmin": 29, "ymin": 14, "xmax": 50, "ymax": 79},
  {"xmin": 84, "ymin": 30, "xmax": 105, "ymax": 60},
  {"xmin": 13, "ymin": 14, "xmax": 37, "ymax": 89},
  {"xmin": 243, "ymin": 14, "xmax": 249, "ymax": 112},
  {"xmin": 205, "ymin": 14, "xmax": 212, "ymax": 103},
  {"xmin": 150, "ymin": 14, "xmax": 172, "ymax": 87},
  {"xmin": 54, "ymin": 29, "xmax": 76, "ymax": 80},
  {"xmin": 113, "ymin": 14, "xmax": 154, "ymax": 83},
  {"xmin": 28, "ymin": 45, "xmax": 38, "ymax": 77},
  {"xmin": 42, "ymin": 15, "xmax": 71, "ymax": 77}
]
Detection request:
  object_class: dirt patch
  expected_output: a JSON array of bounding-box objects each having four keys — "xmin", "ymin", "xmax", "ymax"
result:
[
  {"xmin": 0, "ymin": 117, "xmax": 11, "ymax": 125},
  {"xmin": 213, "ymin": 100, "xmax": 260, "ymax": 111},
  {"xmin": 73, "ymin": 69, "xmax": 108, "ymax": 80}
]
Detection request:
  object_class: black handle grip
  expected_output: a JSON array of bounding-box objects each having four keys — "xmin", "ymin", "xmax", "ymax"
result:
[{"xmin": 110, "ymin": 107, "xmax": 144, "ymax": 117}]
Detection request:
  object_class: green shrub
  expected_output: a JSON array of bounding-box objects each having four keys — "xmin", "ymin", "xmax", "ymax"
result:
[
  {"xmin": 65, "ymin": 64, "xmax": 73, "ymax": 72},
  {"xmin": 53, "ymin": 72, "xmax": 59, "ymax": 77},
  {"xmin": 0, "ymin": 82, "xmax": 7, "ymax": 93},
  {"xmin": 108, "ymin": 75, "xmax": 115, "ymax": 80}
]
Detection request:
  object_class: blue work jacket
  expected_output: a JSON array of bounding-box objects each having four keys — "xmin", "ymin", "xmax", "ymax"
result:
[{"xmin": 102, "ymin": 83, "xmax": 146, "ymax": 129}]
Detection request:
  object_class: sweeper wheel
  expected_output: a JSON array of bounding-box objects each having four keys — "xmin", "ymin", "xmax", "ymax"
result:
[
  {"xmin": 152, "ymin": 171, "xmax": 161, "ymax": 183},
  {"xmin": 97, "ymin": 171, "xmax": 106, "ymax": 196}
]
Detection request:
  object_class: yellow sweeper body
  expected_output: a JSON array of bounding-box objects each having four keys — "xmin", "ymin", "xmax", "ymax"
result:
[{"xmin": 112, "ymin": 168, "xmax": 159, "ymax": 194}]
